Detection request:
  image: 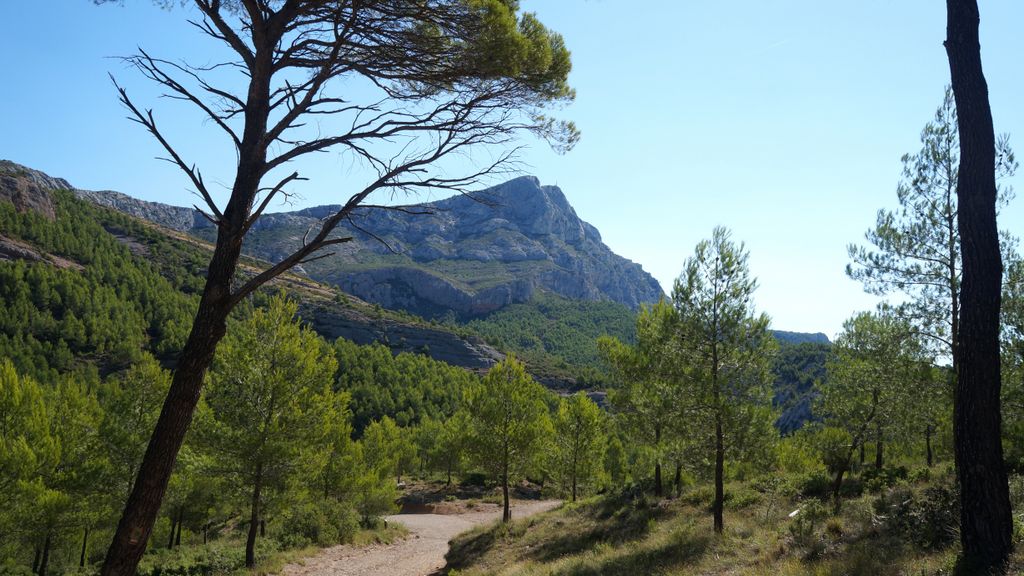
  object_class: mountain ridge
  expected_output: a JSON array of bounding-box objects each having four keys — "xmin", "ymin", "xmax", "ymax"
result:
[{"xmin": 49, "ymin": 169, "xmax": 664, "ymax": 318}]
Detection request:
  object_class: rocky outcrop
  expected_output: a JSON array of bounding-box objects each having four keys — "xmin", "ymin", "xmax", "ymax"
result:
[{"xmin": 0, "ymin": 161, "xmax": 59, "ymax": 219}]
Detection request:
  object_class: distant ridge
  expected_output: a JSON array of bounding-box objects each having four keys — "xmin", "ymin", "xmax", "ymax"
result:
[{"xmin": 771, "ymin": 330, "xmax": 831, "ymax": 345}]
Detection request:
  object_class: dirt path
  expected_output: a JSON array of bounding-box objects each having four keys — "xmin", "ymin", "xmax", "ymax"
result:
[{"xmin": 281, "ymin": 500, "xmax": 561, "ymax": 576}]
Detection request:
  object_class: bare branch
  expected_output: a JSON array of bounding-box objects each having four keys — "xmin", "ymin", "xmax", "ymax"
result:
[{"xmin": 110, "ymin": 75, "xmax": 224, "ymax": 223}]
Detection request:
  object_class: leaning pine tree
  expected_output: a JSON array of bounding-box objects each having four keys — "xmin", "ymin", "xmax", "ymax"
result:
[{"xmin": 98, "ymin": 2, "xmax": 576, "ymax": 574}]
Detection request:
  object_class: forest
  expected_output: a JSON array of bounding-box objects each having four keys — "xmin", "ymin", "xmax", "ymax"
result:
[{"xmin": 2, "ymin": 0, "xmax": 1022, "ymax": 575}]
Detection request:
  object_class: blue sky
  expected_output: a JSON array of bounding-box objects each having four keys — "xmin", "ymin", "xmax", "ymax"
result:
[{"xmin": 2, "ymin": 1, "xmax": 1023, "ymax": 337}]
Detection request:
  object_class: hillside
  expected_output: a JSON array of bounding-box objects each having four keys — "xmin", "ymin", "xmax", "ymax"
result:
[{"xmin": 0, "ymin": 161, "xmax": 504, "ymax": 379}]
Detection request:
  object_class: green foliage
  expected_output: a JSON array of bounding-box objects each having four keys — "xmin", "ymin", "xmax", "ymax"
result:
[
  {"xmin": 333, "ymin": 338, "xmax": 477, "ymax": 434},
  {"xmin": 550, "ymin": 393, "xmax": 606, "ymax": 501},
  {"xmin": 873, "ymin": 482, "xmax": 959, "ymax": 549},
  {"xmin": 671, "ymin": 227, "xmax": 778, "ymax": 528},
  {"xmin": 861, "ymin": 465, "xmax": 909, "ymax": 493},
  {"xmin": 0, "ymin": 191, "xmax": 198, "ymax": 380},
  {"xmin": 98, "ymin": 354, "xmax": 171, "ymax": 501},
  {"xmin": 136, "ymin": 538, "xmax": 279, "ymax": 576},
  {"xmin": 275, "ymin": 499, "xmax": 360, "ymax": 549},
  {"xmin": 464, "ymin": 356, "xmax": 553, "ymax": 517},
  {"xmin": 467, "ymin": 292, "xmax": 636, "ymax": 386},
  {"xmin": 0, "ymin": 359, "xmax": 57, "ymax": 505},
  {"xmin": 600, "ymin": 299, "xmax": 685, "ymax": 495},
  {"xmin": 819, "ymin": 309, "xmax": 931, "ymax": 472},
  {"xmin": 195, "ymin": 295, "xmax": 342, "ymax": 562},
  {"xmin": 847, "ymin": 86, "xmax": 1017, "ymax": 359},
  {"xmin": 362, "ymin": 416, "xmax": 418, "ymax": 483},
  {"xmin": 814, "ymin": 427, "xmax": 853, "ymax": 476}
]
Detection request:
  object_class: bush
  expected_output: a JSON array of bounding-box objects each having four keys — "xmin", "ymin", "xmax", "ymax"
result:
[
  {"xmin": 725, "ymin": 486, "xmax": 762, "ymax": 509},
  {"xmin": 873, "ymin": 482, "xmax": 958, "ymax": 549},
  {"xmin": 788, "ymin": 500, "xmax": 829, "ymax": 556},
  {"xmin": 679, "ymin": 485, "xmax": 715, "ymax": 508},
  {"xmin": 862, "ymin": 465, "xmax": 908, "ymax": 493},
  {"xmin": 908, "ymin": 466, "xmax": 931, "ymax": 483},
  {"xmin": 276, "ymin": 500, "xmax": 360, "ymax": 549},
  {"xmin": 460, "ymin": 472, "xmax": 487, "ymax": 487},
  {"xmin": 137, "ymin": 539, "xmax": 279, "ymax": 576},
  {"xmin": 793, "ymin": 471, "xmax": 832, "ymax": 499}
]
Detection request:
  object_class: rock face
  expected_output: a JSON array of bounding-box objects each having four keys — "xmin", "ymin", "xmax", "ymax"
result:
[
  {"xmin": 223, "ymin": 176, "xmax": 663, "ymax": 318},
  {"xmin": 66, "ymin": 172, "xmax": 665, "ymax": 319},
  {"xmin": 74, "ymin": 188, "xmax": 208, "ymax": 232},
  {"xmin": 0, "ymin": 160, "xmax": 60, "ymax": 219}
]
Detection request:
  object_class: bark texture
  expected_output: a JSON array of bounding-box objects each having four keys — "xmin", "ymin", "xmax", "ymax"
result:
[{"xmin": 945, "ymin": 0, "xmax": 1013, "ymax": 572}]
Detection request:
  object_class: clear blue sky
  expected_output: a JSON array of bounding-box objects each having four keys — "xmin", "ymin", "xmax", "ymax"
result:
[{"xmin": 3, "ymin": 1, "xmax": 1023, "ymax": 338}]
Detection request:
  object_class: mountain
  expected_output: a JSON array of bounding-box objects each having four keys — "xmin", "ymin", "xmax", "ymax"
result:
[{"xmin": 71, "ymin": 175, "xmax": 664, "ymax": 319}]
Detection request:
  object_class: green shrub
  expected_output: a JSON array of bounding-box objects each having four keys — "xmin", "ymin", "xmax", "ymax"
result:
[
  {"xmin": 788, "ymin": 500, "xmax": 829, "ymax": 553},
  {"xmin": 460, "ymin": 472, "xmax": 487, "ymax": 487},
  {"xmin": 725, "ymin": 486, "xmax": 762, "ymax": 509},
  {"xmin": 276, "ymin": 500, "xmax": 360, "ymax": 549},
  {"xmin": 862, "ymin": 465, "xmax": 908, "ymax": 493},
  {"xmin": 908, "ymin": 466, "xmax": 931, "ymax": 483},
  {"xmin": 794, "ymin": 471, "xmax": 832, "ymax": 499},
  {"xmin": 137, "ymin": 539, "xmax": 279, "ymax": 576}
]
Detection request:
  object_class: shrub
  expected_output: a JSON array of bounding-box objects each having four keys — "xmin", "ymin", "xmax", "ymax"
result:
[
  {"xmin": 276, "ymin": 500, "xmax": 360, "ymax": 549},
  {"xmin": 873, "ymin": 482, "xmax": 958, "ymax": 549},
  {"xmin": 794, "ymin": 471, "xmax": 832, "ymax": 499},
  {"xmin": 788, "ymin": 500, "xmax": 829, "ymax": 556},
  {"xmin": 137, "ymin": 539, "xmax": 279, "ymax": 576},
  {"xmin": 862, "ymin": 466, "xmax": 908, "ymax": 493},
  {"xmin": 908, "ymin": 466, "xmax": 931, "ymax": 483},
  {"xmin": 460, "ymin": 472, "xmax": 487, "ymax": 487}
]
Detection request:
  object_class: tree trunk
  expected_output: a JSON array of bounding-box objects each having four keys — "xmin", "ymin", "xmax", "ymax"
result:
[
  {"xmin": 175, "ymin": 507, "xmax": 183, "ymax": 547},
  {"xmin": 926, "ymin": 425, "xmax": 935, "ymax": 468},
  {"xmin": 653, "ymin": 424, "xmax": 663, "ymax": 498},
  {"xmin": 859, "ymin": 442, "xmax": 865, "ymax": 465},
  {"xmin": 246, "ymin": 464, "xmax": 264, "ymax": 568},
  {"xmin": 167, "ymin": 514, "xmax": 176, "ymax": 550},
  {"xmin": 37, "ymin": 532, "xmax": 51, "ymax": 576},
  {"xmin": 832, "ymin": 466, "xmax": 847, "ymax": 513},
  {"xmin": 80, "ymin": 527, "xmax": 89, "ymax": 568},
  {"xmin": 32, "ymin": 544, "xmax": 41, "ymax": 574},
  {"xmin": 674, "ymin": 462, "xmax": 683, "ymax": 498},
  {"xmin": 501, "ymin": 473, "xmax": 511, "ymax": 523},
  {"xmin": 875, "ymin": 435, "xmax": 884, "ymax": 470},
  {"xmin": 101, "ymin": 252, "xmax": 239, "ymax": 575},
  {"xmin": 945, "ymin": 1, "xmax": 1013, "ymax": 572},
  {"xmin": 260, "ymin": 518, "xmax": 265, "ymax": 538},
  {"xmin": 713, "ymin": 414, "xmax": 724, "ymax": 534}
]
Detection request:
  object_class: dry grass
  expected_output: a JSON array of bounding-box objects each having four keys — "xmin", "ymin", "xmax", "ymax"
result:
[{"xmin": 441, "ymin": 483, "xmax": 1023, "ymax": 576}]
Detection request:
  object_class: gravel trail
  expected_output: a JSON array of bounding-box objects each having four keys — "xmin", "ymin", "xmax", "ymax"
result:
[{"xmin": 281, "ymin": 500, "xmax": 561, "ymax": 576}]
